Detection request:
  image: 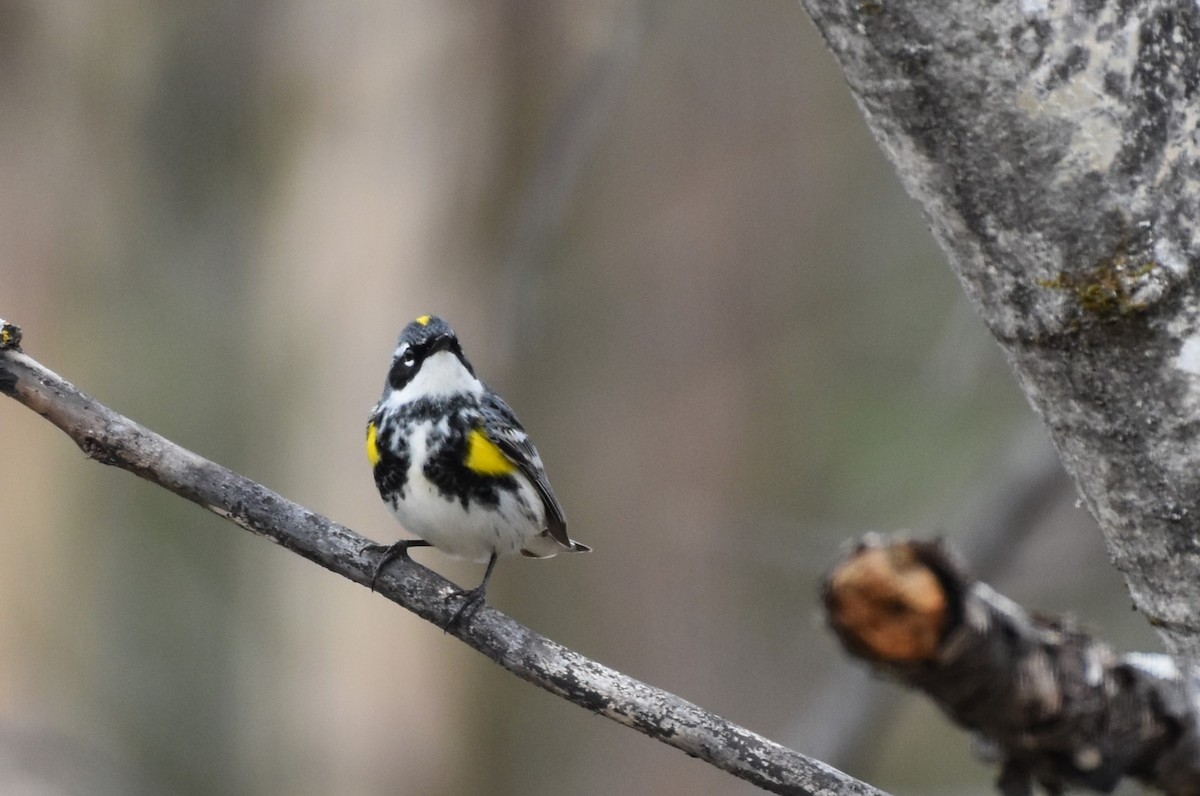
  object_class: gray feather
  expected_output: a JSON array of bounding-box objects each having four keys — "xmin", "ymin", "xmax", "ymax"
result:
[{"xmin": 480, "ymin": 390, "xmax": 578, "ymax": 550}]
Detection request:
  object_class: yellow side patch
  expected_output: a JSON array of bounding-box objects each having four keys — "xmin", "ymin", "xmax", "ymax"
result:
[
  {"xmin": 415, "ymin": 314, "xmax": 432, "ymax": 326},
  {"xmin": 366, "ymin": 422, "xmax": 382, "ymax": 467},
  {"xmin": 465, "ymin": 428, "xmax": 517, "ymax": 476}
]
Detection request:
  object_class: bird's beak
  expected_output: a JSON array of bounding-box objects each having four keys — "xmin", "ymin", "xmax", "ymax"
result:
[{"xmin": 427, "ymin": 333, "xmax": 456, "ymax": 355}]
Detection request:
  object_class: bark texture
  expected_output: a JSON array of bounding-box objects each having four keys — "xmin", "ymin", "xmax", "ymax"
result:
[
  {"xmin": 0, "ymin": 327, "xmax": 886, "ymax": 796},
  {"xmin": 824, "ymin": 535, "xmax": 1200, "ymax": 795},
  {"xmin": 799, "ymin": 2, "xmax": 1200, "ymax": 656}
]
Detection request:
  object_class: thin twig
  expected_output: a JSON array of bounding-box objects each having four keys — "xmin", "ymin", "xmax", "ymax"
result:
[{"xmin": 0, "ymin": 326, "xmax": 887, "ymax": 796}]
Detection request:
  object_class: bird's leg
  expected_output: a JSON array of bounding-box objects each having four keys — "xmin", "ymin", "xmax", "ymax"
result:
[
  {"xmin": 445, "ymin": 552, "xmax": 499, "ymax": 629},
  {"xmin": 362, "ymin": 539, "xmax": 433, "ymax": 591}
]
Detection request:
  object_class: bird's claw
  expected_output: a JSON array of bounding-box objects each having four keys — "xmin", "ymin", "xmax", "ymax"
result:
[
  {"xmin": 363, "ymin": 540, "xmax": 430, "ymax": 592},
  {"xmin": 443, "ymin": 586, "xmax": 486, "ymax": 631}
]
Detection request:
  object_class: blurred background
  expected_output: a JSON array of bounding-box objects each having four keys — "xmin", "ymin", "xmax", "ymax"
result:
[{"xmin": 0, "ymin": 2, "xmax": 1160, "ymax": 795}]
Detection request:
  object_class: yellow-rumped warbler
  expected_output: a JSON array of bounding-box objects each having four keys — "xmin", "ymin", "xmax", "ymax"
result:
[{"xmin": 365, "ymin": 314, "xmax": 589, "ymax": 624}]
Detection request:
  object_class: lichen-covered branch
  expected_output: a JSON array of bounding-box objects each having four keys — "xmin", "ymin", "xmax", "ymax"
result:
[
  {"xmin": 0, "ymin": 321, "xmax": 886, "ymax": 796},
  {"xmin": 798, "ymin": 1, "xmax": 1200, "ymax": 657},
  {"xmin": 823, "ymin": 535, "xmax": 1200, "ymax": 795}
]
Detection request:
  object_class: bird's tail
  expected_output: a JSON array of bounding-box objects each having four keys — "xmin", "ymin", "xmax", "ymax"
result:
[{"xmin": 520, "ymin": 532, "xmax": 591, "ymax": 558}]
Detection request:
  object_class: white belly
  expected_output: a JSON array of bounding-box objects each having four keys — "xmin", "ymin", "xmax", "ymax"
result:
[{"xmin": 387, "ymin": 424, "xmax": 545, "ymax": 562}]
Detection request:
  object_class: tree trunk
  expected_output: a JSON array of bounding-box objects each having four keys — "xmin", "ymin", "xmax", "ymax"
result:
[{"xmin": 798, "ymin": 0, "xmax": 1200, "ymax": 657}]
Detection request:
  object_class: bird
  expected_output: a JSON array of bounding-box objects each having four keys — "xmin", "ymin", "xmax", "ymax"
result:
[{"xmin": 364, "ymin": 314, "xmax": 589, "ymax": 626}]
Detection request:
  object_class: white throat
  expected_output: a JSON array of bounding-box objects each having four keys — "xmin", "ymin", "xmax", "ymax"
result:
[{"xmin": 385, "ymin": 350, "xmax": 482, "ymax": 408}]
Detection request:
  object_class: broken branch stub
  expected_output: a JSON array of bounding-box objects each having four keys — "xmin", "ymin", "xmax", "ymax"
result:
[{"xmin": 823, "ymin": 536, "xmax": 1200, "ymax": 796}]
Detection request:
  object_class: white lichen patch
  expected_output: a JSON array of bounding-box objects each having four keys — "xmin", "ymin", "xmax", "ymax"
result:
[
  {"xmin": 1019, "ymin": 0, "xmax": 1048, "ymax": 17},
  {"xmin": 1155, "ymin": 237, "xmax": 1190, "ymax": 277},
  {"xmin": 1057, "ymin": 85, "xmax": 1124, "ymax": 174},
  {"xmin": 1015, "ymin": 3, "xmax": 1141, "ymax": 176},
  {"xmin": 1126, "ymin": 261, "xmax": 1170, "ymax": 307},
  {"xmin": 1175, "ymin": 336, "xmax": 1200, "ymax": 377}
]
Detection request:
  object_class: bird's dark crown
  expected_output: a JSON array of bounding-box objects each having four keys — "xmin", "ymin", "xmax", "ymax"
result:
[{"xmin": 398, "ymin": 314, "xmax": 457, "ymax": 348}]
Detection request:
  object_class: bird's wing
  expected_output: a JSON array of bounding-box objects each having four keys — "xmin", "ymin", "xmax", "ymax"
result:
[{"xmin": 479, "ymin": 391, "xmax": 570, "ymax": 547}]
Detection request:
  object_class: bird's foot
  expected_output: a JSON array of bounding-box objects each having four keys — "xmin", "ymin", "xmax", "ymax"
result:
[
  {"xmin": 362, "ymin": 539, "xmax": 432, "ymax": 591},
  {"xmin": 443, "ymin": 585, "xmax": 487, "ymax": 631}
]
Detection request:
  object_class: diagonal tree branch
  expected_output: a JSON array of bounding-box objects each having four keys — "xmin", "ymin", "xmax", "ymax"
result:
[{"xmin": 0, "ymin": 321, "xmax": 886, "ymax": 796}]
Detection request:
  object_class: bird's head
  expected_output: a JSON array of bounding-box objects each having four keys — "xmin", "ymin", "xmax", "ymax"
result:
[{"xmin": 381, "ymin": 314, "xmax": 480, "ymax": 402}]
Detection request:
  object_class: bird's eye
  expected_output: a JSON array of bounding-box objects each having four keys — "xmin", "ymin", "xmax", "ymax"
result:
[{"xmin": 387, "ymin": 347, "xmax": 419, "ymax": 390}]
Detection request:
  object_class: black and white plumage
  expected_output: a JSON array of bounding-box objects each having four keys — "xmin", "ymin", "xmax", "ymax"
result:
[{"xmin": 365, "ymin": 315, "xmax": 589, "ymax": 621}]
